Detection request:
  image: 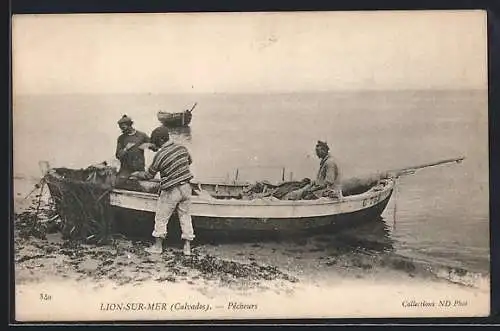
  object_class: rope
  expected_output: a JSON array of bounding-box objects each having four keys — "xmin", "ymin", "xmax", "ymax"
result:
[
  {"xmin": 392, "ymin": 176, "xmax": 400, "ymax": 230},
  {"xmin": 23, "ymin": 178, "xmax": 45, "ymax": 201}
]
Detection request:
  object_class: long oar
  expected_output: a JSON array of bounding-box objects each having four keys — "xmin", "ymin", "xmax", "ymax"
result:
[{"xmin": 386, "ymin": 156, "xmax": 465, "ymax": 178}]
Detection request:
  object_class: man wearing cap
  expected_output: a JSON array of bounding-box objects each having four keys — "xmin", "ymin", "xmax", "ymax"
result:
[
  {"xmin": 115, "ymin": 115, "xmax": 151, "ymax": 182},
  {"xmin": 285, "ymin": 141, "xmax": 342, "ymax": 200},
  {"xmin": 130, "ymin": 126, "xmax": 195, "ymax": 256}
]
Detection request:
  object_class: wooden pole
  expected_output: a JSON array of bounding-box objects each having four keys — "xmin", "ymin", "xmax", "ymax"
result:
[
  {"xmin": 189, "ymin": 102, "xmax": 198, "ymax": 112},
  {"xmin": 35, "ymin": 181, "xmax": 45, "ymax": 219},
  {"xmin": 387, "ymin": 156, "xmax": 465, "ymax": 177}
]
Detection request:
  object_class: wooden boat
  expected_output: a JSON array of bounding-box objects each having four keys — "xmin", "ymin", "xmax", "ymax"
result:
[
  {"xmin": 157, "ymin": 103, "xmax": 197, "ymax": 127},
  {"xmin": 108, "ymin": 156, "xmax": 464, "ymax": 235},
  {"xmin": 157, "ymin": 110, "xmax": 192, "ymax": 127},
  {"xmin": 109, "ymin": 177, "xmax": 395, "ymax": 234},
  {"xmin": 41, "ymin": 156, "xmax": 464, "ymax": 241}
]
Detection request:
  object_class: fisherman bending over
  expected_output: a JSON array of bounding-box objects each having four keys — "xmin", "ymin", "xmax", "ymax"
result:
[
  {"xmin": 115, "ymin": 115, "xmax": 151, "ymax": 183},
  {"xmin": 130, "ymin": 126, "xmax": 195, "ymax": 256}
]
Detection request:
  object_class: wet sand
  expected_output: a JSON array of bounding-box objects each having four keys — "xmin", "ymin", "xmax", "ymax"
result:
[{"xmin": 13, "ymin": 179, "xmax": 490, "ymax": 321}]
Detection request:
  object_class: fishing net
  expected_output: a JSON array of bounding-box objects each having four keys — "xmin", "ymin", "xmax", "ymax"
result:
[
  {"xmin": 239, "ymin": 174, "xmax": 383, "ymax": 201},
  {"xmin": 341, "ymin": 174, "xmax": 383, "ymax": 196},
  {"xmin": 115, "ymin": 179, "xmax": 159, "ymax": 193},
  {"xmin": 44, "ymin": 163, "xmax": 118, "ymax": 244}
]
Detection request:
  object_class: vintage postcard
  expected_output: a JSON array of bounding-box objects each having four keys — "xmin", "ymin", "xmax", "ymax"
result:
[{"xmin": 12, "ymin": 10, "xmax": 490, "ymax": 322}]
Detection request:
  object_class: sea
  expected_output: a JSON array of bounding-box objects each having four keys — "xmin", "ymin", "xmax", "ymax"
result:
[{"xmin": 12, "ymin": 89, "xmax": 490, "ymax": 280}]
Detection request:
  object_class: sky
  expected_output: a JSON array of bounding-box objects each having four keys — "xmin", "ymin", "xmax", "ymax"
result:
[{"xmin": 12, "ymin": 10, "xmax": 487, "ymax": 95}]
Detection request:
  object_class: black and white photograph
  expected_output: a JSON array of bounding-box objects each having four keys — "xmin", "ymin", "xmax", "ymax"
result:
[{"xmin": 12, "ymin": 10, "xmax": 490, "ymax": 321}]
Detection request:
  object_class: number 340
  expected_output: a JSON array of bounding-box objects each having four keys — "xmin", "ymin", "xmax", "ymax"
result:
[{"xmin": 40, "ymin": 293, "xmax": 52, "ymax": 301}]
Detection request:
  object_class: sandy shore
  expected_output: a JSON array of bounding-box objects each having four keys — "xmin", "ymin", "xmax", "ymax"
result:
[{"xmin": 13, "ymin": 178, "xmax": 490, "ymax": 321}]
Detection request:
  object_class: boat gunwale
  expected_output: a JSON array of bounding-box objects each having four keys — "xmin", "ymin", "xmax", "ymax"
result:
[
  {"xmin": 111, "ymin": 179, "xmax": 395, "ymax": 207},
  {"xmin": 149, "ymin": 179, "xmax": 258, "ymax": 186}
]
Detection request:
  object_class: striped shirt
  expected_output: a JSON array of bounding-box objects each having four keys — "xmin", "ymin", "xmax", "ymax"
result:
[{"xmin": 145, "ymin": 141, "xmax": 193, "ymax": 191}]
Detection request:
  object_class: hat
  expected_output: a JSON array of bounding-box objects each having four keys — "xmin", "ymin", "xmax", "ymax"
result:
[
  {"xmin": 316, "ymin": 140, "xmax": 329, "ymax": 151},
  {"xmin": 117, "ymin": 115, "xmax": 133, "ymax": 125},
  {"xmin": 150, "ymin": 126, "xmax": 170, "ymax": 146}
]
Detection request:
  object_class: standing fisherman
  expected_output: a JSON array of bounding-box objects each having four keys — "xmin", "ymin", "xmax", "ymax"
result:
[
  {"xmin": 130, "ymin": 126, "xmax": 195, "ymax": 256},
  {"xmin": 115, "ymin": 115, "xmax": 151, "ymax": 183}
]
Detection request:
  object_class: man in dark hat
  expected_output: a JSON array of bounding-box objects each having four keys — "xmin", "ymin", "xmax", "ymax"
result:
[
  {"xmin": 130, "ymin": 126, "xmax": 195, "ymax": 256},
  {"xmin": 115, "ymin": 115, "xmax": 151, "ymax": 182},
  {"xmin": 285, "ymin": 140, "xmax": 342, "ymax": 200}
]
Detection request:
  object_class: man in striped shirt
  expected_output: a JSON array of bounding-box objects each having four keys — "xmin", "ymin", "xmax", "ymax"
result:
[{"xmin": 130, "ymin": 126, "xmax": 195, "ymax": 255}]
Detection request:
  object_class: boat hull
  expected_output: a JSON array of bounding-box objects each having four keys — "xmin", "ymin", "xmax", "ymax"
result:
[
  {"xmin": 109, "ymin": 179, "xmax": 394, "ymax": 233},
  {"xmin": 111, "ymin": 192, "xmax": 392, "ymax": 241},
  {"xmin": 192, "ymin": 191, "xmax": 391, "ymax": 233},
  {"xmin": 157, "ymin": 111, "xmax": 192, "ymax": 127}
]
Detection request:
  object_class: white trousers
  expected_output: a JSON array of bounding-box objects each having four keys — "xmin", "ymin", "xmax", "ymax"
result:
[{"xmin": 152, "ymin": 183, "xmax": 195, "ymax": 241}]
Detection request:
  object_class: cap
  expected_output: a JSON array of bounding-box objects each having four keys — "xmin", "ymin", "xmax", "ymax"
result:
[
  {"xmin": 316, "ymin": 140, "xmax": 329, "ymax": 151},
  {"xmin": 117, "ymin": 115, "xmax": 133, "ymax": 125}
]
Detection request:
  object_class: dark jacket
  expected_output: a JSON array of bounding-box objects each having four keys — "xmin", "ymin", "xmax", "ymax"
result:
[{"xmin": 115, "ymin": 130, "xmax": 150, "ymax": 176}]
